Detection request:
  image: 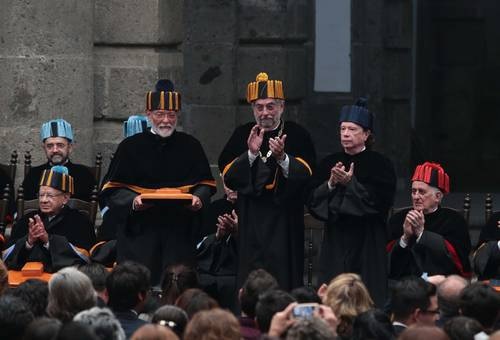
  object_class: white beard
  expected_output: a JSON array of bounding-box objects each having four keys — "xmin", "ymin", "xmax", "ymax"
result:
[{"xmin": 152, "ymin": 122, "xmax": 176, "ymax": 138}]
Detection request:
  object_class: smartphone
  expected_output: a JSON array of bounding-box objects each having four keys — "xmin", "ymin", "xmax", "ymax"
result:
[{"xmin": 292, "ymin": 303, "xmax": 318, "ymax": 319}]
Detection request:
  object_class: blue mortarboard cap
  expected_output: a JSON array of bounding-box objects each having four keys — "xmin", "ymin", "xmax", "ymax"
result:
[
  {"xmin": 40, "ymin": 119, "xmax": 74, "ymax": 142},
  {"xmin": 50, "ymin": 165, "xmax": 69, "ymax": 175},
  {"xmin": 123, "ymin": 115, "xmax": 150, "ymax": 138},
  {"xmin": 339, "ymin": 97, "xmax": 374, "ymax": 131},
  {"xmin": 40, "ymin": 165, "xmax": 74, "ymax": 194}
]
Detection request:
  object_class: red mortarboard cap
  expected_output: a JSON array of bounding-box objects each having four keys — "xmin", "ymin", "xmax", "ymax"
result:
[{"xmin": 411, "ymin": 162, "xmax": 450, "ymax": 194}]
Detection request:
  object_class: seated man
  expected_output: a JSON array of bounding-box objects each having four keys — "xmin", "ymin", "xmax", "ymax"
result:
[
  {"xmin": 472, "ymin": 212, "xmax": 500, "ymax": 281},
  {"xmin": 3, "ymin": 166, "xmax": 96, "ymax": 272},
  {"xmin": 387, "ymin": 162, "xmax": 472, "ymax": 280},
  {"xmin": 22, "ymin": 118, "xmax": 96, "ymax": 201}
]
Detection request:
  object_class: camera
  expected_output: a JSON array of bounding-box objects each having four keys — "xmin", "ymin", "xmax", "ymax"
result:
[{"xmin": 292, "ymin": 303, "xmax": 318, "ymax": 319}]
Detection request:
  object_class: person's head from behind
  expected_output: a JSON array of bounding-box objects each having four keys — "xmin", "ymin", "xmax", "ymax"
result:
[
  {"xmin": 286, "ymin": 317, "xmax": 336, "ymax": 340},
  {"xmin": 0, "ymin": 295, "xmax": 34, "ymax": 340},
  {"xmin": 459, "ymin": 282, "xmax": 500, "ymax": 331},
  {"xmin": 255, "ymin": 289, "xmax": 296, "ymax": 333},
  {"xmin": 23, "ymin": 317, "xmax": 62, "ymax": 340},
  {"xmin": 398, "ymin": 326, "xmax": 449, "ymax": 340},
  {"xmin": 131, "ymin": 324, "xmax": 179, "ymax": 340},
  {"xmin": 239, "ymin": 268, "xmax": 279, "ymax": 318},
  {"xmin": 160, "ymin": 263, "xmax": 198, "ymax": 305},
  {"xmin": 443, "ymin": 316, "xmax": 483, "ymax": 340},
  {"xmin": 184, "ymin": 308, "xmax": 240, "ymax": 340},
  {"xmin": 106, "ymin": 261, "xmax": 151, "ymax": 313},
  {"xmin": 11, "ymin": 278, "xmax": 48, "ymax": 317},
  {"xmin": 78, "ymin": 262, "xmax": 109, "ymax": 304},
  {"xmin": 351, "ymin": 308, "xmax": 395, "ymax": 340},
  {"xmin": 55, "ymin": 321, "xmax": 99, "ymax": 340},
  {"xmin": 73, "ymin": 307, "xmax": 125, "ymax": 340},
  {"xmin": 47, "ymin": 267, "xmax": 96, "ymax": 323},
  {"xmin": 0, "ymin": 260, "xmax": 8, "ymax": 296},
  {"xmin": 38, "ymin": 165, "xmax": 74, "ymax": 216},
  {"xmin": 390, "ymin": 277, "xmax": 439, "ymax": 327},
  {"xmin": 323, "ymin": 273, "xmax": 374, "ymax": 338},
  {"xmin": 40, "ymin": 119, "xmax": 74, "ymax": 165},
  {"xmin": 437, "ymin": 275, "xmax": 468, "ymax": 318},
  {"xmin": 174, "ymin": 288, "xmax": 218, "ymax": 319},
  {"xmin": 410, "ymin": 162, "xmax": 449, "ymax": 213},
  {"xmin": 291, "ymin": 286, "xmax": 322, "ymax": 304},
  {"xmin": 152, "ymin": 305, "xmax": 188, "ymax": 338}
]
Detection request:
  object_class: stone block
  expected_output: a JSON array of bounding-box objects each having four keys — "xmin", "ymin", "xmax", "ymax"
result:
[
  {"xmin": 93, "ymin": 120, "xmax": 124, "ymax": 172},
  {"xmin": 183, "ymin": 44, "xmax": 236, "ymax": 105},
  {"xmin": 94, "ymin": 0, "xmax": 183, "ymax": 44},
  {"xmin": 382, "ymin": 51, "xmax": 412, "ymax": 100},
  {"xmin": 184, "ymin": 0, "xmax": 237, "ymax": 44},
  {"xmin": 0, "ymin": 0, "xmax": 93, "ymax": 55},
  {"xmin": 237, "ymin": 46, "xmax": 307, "ymax": 101},
  {"xmin": 237, "ymin": 0, "xmax": 310, "ymax": 41},
  {"xmin": 182, "ymin": 104, "xmax": 236, "ymax": 163}
]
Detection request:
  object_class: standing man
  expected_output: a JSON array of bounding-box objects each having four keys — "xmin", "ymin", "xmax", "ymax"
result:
[
  {"xmin": 218, "ymin": 72, "xmax": 316, "ymax": 290},
  {"xmin": 22, "ymin": 119, "xmax": 96, "ymax": 201},
  {"xmin": 387, "ymin": 162, "xmax": 472, "ymax": 280},
  {"xmin": 100, "ymin": 79, "xmax": 216, "ymax": 284},
  {"xmin": 307, "ymin": 98, "xmax": 396, "ymax": 307}
]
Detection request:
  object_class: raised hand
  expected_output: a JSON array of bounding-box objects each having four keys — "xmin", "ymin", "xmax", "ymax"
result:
[
  {"xmin": 269, "ymin": 134, "xmax": 287, "ymax": 161},
  {"xmin": 247, "ymin": 125, "xmax": 264, "ymax": 156}
]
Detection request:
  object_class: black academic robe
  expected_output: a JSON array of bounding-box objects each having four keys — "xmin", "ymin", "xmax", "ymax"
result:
[
  {"xmin": 218, "ymin": 120, "xmax": 316, "ymax": 290},
  {"xmin": 3, "ymin": 206, "xmax": 96, "ymax": 272},
  {"xmin": 100, "ymin": 130, "xmax": 215, "ymax": 284},
  {"xmin": 197, "ymin": 198, "xmax": 238, "ymax": 312},
  {"xmin": 22, "ymin": 161, "xmax": 96, "ymax": 201},
  {"xmin": 0, "ymin": 168, "xmax": 15, "ymax": 223},
  {"xmin": 307, "ymin": 149, "xmax": 396, "ymax": 307},
  {"xmin": 473, "ymin": 212, "xmax": 500, "ymax": 280},
  {"xmin": 387, "ymin": 207, "xmax": 472, "ymax": 280}
]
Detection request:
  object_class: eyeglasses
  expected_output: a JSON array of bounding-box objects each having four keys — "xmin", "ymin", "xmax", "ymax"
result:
[
  {"xmin": 151, "ymin": 111, "xmax": 177, "ymax": 119},
  {"xmin": 253, "ymin": 103, "xmax": 280, "ymax": 113},
  {"xmin": 38, "ymin": 192, "xmax": 64, "ymax": 199}
]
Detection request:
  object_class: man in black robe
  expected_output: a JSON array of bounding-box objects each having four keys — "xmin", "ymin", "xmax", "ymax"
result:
[
  {"xmin": 472, "ymin": 212, "xmax": 500, "ymax": 280},
  {"xmin": 307, "ymin": 98, "xmax": 396, "ymax": 307},
  {"xmin": 22, "ymin": 118, "xmax": 96, "ymax": 201},
  {"xmin": 3, "ymin": 166, "xmax": 96, "ymax": 272},
  {"xmin": 219, "ymin": 72, "xmax": 316, "ymax": 291},
  {"xmin": 387, "ymin": 162, "xmax": 472, "ymax": 280},
  {"xmin": 100, "ymin": 80, "xmax": 216, "ymax": 284}
]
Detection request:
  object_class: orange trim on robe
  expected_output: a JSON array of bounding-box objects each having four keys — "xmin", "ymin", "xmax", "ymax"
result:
[
  {"xmin": 294, "ymin": 157, "xmax": 313, "ymax": 176},
  {"xmin": 101, "ymin": 180, "xmax": 217, "ymax": 194}
]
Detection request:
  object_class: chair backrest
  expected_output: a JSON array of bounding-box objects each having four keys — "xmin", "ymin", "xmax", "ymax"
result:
[
  {"xmin": 0, "ymin": 151, "xmax": 18, "ymax": 183},
  {"xmin": 24, "ymin": 151, "xmax": 103, "ymax": 185},
  {"xmin": 485, "ymin": 193, "xmax": 493, "ymax": 223},
  {"xmin": 16, "ymin": 185, "xmax": 99, "ymax": 226},
  {"xmin": 0, "ymin": 184, "xmax": 12, "ymax": 234}
]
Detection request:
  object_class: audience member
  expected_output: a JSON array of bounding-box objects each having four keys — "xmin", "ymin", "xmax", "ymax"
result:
[
  {"xmin": 106, "ymin": 261, "xmax": 151, "ymax": 338},
  {"xmin": 458, "ymin": 282, "xmax": 500, "ymax": 332},
  {"xmin": 0, "ymin": 295, "xmax": 34, "ymax": 340},
  {"xmin": 152, "ymin": 305, "xmax": 188, "ymax": 338},
  {"xmin": 255, "ymin": 289, "xmax": 296, "ymax": 334},
  {"xmin": 78, "ymin": 262, "xmax": 109, "ymax": 306},
  {"xmin": 0, "ymin": 259, "xmax": 8, "ymax": 296},
  {"xmin": 131, "ymin": 324, "xmax": 179, "ymax": 340},
  {"xmin": 290, "ymin": 286, "xmax": 322, "ymax": 304},
  {"xmin": 322, "ymin": 273, "xmax": 374, "ymax": 339},
  {"xmin": 184, "ymin": 308, "xmax": 240, "ymax": 340},
  {"xmin": 390, "ymin": 277, "xmax": 439, "ymax": 336},
  {"xmin": 443, "ymin": 316, "xmax": 483, "ymax": 340},
  {"xmin": 47, "ymin": 267, "xmax": 97, "ymax": 323},
  {"xmin": 11, "ymin": 278, "xmax": 48, "ymax": 317},
  {"xmin": 436, "ymin": 275, "xmax": 468, "ymax": 326},
  {"xmin": 74, "ymin": 307, "xmax": 126, "ymax": 340},
  {"xmin": 473, "ymin": 211, "xmax": 500, "ymax": 280},
  {"xmin": 398, "ymin": 326, "xmax": 449, "ymax": 340},
  {"xmin": 55, "ymin": 321, "xmax": 99, "ymax": 340},
  {"xmin": 22, "ymin": 317, "xmax": 62, "ymax": 340},
  {"xmin": 351, "ymin": 308, "xmax": 396, "ymax": 340},
  {"xmin": 175, "ymin": 288, "xmax": 218, "ymax": 319},
  {"xmin": 160, "ymin": 263, "xmax": 199, "ymax": 305}
]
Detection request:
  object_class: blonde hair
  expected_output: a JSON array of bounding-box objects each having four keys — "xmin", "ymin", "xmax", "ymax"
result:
[
  {"xmin": 184, "ymin": 308, "xmax": 240, "ymax": 340},
  {"xmin": 323, "ymin": 273, "xmax": 374, "ymax": 337}
]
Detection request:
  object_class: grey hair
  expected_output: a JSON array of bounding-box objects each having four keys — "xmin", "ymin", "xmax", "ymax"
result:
[
  {"xmin": 74, "ymin": 307, "xmax": 126, "ymax": 340},
  {"xmin": 47, "ymin": 267, "xmax": 97, "ymax": 323}
]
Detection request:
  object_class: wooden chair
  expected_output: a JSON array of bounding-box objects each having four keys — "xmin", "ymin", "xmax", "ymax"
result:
[
  {"xmin": 485, "ymin": 193, "xmax": 494, "ymax": 223},
  {"xmin": 16, "ymin": 185, "xmax": 99, "ymax": 226},
  {"xmin": 0, "ymin": 184, "xmax": 12, "ymax": 238},
  {"xmin": 303, "ymin": 211, "xmax": 324, "ymax": 288},
  {"xmin": 24, "ymin": 151, "xmax": 103, "ymax": 186},
  {"xmin": 0, "ymin": 151, "xmax": 18, "ymax": 183}
]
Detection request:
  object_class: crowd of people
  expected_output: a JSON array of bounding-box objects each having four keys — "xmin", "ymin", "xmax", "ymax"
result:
[{"xmin": 0, "ymin": 72, "xmax": 498, "ymax": 339}]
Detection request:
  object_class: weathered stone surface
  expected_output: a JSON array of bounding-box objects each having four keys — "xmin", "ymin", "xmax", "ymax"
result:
[
  {"xmin": 93, "ymin": 120, "xmax": 124, "ymax": 173},
  {"xmin": 237, "ymin": 46, "xmax": 307, "ymax": 101},
  {"xmin": 182, "ymin": 104, "xmax": 236, "ymax": 164},
  {"xmin": 237, "ymin": 0, "xmax": 310, "ymax": 41},
  {"xmin": 94, "ymin": 0, "xmax": 183, "ymax": 44}
]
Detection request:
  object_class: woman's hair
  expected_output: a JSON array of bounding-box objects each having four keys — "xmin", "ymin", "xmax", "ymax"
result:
[
  {"xmin": 160, "ymin": 264, "xmax": 199, "ymax": 305},
  {"xmin": 73, "ymin": 307, "xmax": 125, "ymax": 340},
  {"xmin": 47, "ymin": 267, "xmax": 97, "ymax": 323},
  {"xmin": 131, "ymin": 324, "xmax": 179, "ymax": 340},
  {"xmin": 175, "ymin": 288, "xmax": 218, "ymax": 319},
  {"xmin": 152, "ymin": 305, "xmax": 188, "ymax": 338},
  {"xmin": 183, "ymin": 308, "xmax": 240, "ymax": 340},
  {"xmin": 323, "ymin": 273, "xmax": 374, "ymax": 338},
  {"xmin": 22, "ymin": 317, "xmax": 62, "ymax": 340}
]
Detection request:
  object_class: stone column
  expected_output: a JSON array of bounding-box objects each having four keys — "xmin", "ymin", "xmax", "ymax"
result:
[{"xmin": 0, "ymin": 0, "xmax": 95, "ymax": 179}]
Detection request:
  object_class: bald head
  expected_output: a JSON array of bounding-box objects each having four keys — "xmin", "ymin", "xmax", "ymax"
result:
[{"xmin": 437, "ymin": 275, "xmax": 468, "ymax": 318}]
